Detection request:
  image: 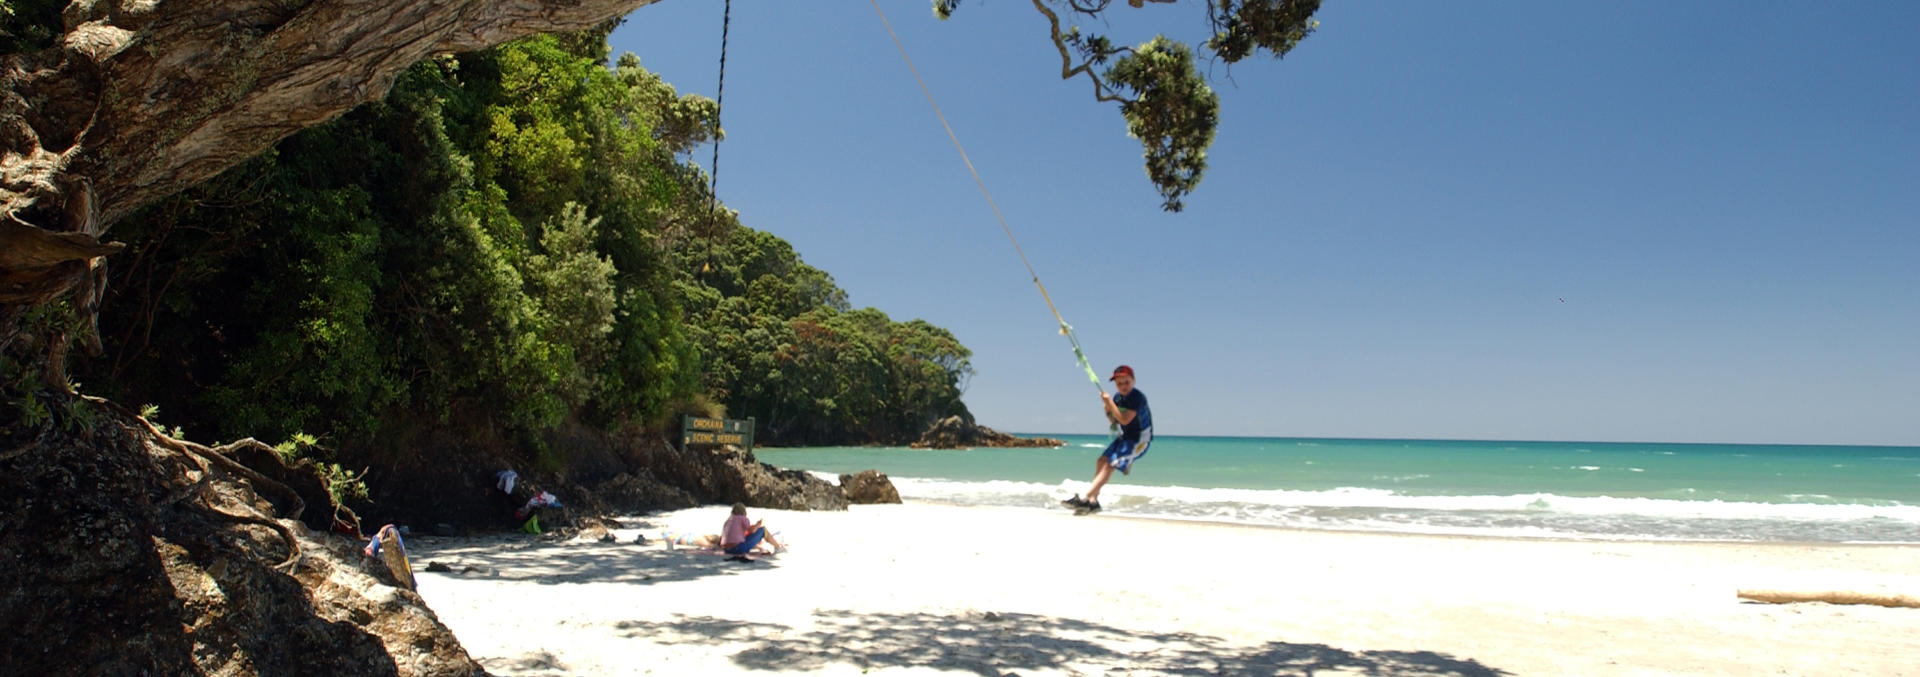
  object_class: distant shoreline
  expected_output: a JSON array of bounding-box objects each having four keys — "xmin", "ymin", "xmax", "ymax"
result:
[
  {"xmin": 765, "ymin": 433, "xmax": 1920, "ymax": 451},
  {"xmin": 1006, "ymin": 432, "xmax": 1920, "ymax": 450}
]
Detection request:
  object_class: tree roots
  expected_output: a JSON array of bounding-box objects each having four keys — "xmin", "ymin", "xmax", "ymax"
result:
[{"xmin": 90, "ymin": 397, "xmax": 308, "ymax": 573}]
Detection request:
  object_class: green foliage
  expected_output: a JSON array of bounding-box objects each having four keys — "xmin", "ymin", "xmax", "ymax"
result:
[
  {"xmin": 75, "ymin": 24, "xmax": 971, "ymax": 467},
  {"xmin": 671, "ymin": 227, "xmax": 972, "ymax": 444},
  {"xmin": 74, "ymin": 29, "xmax": 715, "ymax": 457},
  {"xmin": 933, "ymin": 0, "xmax": 961, "ymax": 21},
  {"xmin": 14, "ymin": 391, "xmax": 49, "ymax": 430},
  {"xmin": 268, "ymin": 431, "xmax": 368, "ymax": 506},
  {"xmin": 1107, "ymin": 38, "xmax": 1218, "ymax": 212},
  {"xmin": 526, "ymin": 203, "xmax": 620, "ymax": 408},
  {"xmin": 942, "ymin": 0, "xmax": 1322, "ymax": 211},
  {"xmin": 1206, "ymin": 0, "xmax": 1322, "ymax": 64},
  {"xmin": 272, "ymin": 431, "xmax": 320, "ymax": 463},
  {"xmin": 322, "ymin": 463, "xmax": 370, "ymax": 505},
  {"xmin": 59, "ymin": 396, "xmax": 97, "ymax": 433},
  {"xmin": 2, "ymin": 301, "xmax": 79, "ymax": 431}
]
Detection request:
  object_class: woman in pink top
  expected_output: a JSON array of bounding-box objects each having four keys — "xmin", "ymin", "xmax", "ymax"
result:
[{"xmin": 721, "ymin": 502, "xmax": 782, "ymax": 555}]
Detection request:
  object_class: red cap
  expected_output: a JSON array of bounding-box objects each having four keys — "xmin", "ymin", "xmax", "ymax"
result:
[{"xmin": 1109, "ymin": 365, "xmax": 1134, "ymax": 381}]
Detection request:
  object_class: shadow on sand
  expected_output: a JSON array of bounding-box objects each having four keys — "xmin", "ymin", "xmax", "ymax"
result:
[
  {"xmin": 615, "ymin": 609, "xmax": 1509, "ymax": 676},
  {"xmin": 408, "ymin": 534, "xmax": 770, "ymax": 586}
]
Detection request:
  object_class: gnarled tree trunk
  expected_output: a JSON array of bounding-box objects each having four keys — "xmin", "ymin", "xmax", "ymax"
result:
[{"xmin": 1, "ymin": 0, "xmax": 660, "ymax": 386}]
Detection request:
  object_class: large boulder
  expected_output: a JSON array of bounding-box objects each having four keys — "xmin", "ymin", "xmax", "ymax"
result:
[
  {"xmin": 839, "ymin": 470, "xmax": 902, "ymax": 504},
  {"xmin": 912, "ymin": 415, "xmax": 1064, "ymax": 449},
  {"xmin": 620, "ymin": 435, "xmax": 848, "ymax": 512}
]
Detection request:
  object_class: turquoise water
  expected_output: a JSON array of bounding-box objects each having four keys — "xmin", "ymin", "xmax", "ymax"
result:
[{"xmin": 756, "ymin": 436, "xmax": 1920, "ymax": 542}]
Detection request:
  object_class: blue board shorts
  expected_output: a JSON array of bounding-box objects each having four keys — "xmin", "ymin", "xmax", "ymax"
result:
[
  {"xmin": 1100, "ymin": 430, "xmax": 1152, "ymax": 473},
  {"xmin": 724, "ymin": 526, "xmax": 766, "ymax": 555}
]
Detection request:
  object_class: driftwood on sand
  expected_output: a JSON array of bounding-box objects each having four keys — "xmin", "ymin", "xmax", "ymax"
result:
[{"xmin": 1737, "ymin": 589, "xmax": 1920, "ymax": 608}]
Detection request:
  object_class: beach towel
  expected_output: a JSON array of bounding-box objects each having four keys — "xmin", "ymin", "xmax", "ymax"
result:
[
  {"xmin": 514, "ymin": 491, "xmax": 561, "ymax": 519},
  {"xmin": 363, "ymin": 524, "xmax": 416, "ymax": 590}
]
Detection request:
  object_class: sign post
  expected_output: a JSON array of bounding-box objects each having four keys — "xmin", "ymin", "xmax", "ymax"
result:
[{"xmin": 681, "ymin": 416, "xmax": 755, "ymax": 453}]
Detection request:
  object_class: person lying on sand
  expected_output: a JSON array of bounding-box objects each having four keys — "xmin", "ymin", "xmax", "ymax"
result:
[{"xmin": 660, "ymin": 531, "xmax": 722, "ymax": 549}]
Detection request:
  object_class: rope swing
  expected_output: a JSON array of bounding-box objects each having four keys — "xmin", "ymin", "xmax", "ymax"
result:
[
  {"xmin": 867, "ymin": 0, "xmax": 1116, "ymax": 429},
  {"xmin": 705, "ymin": 0, "xmax": 732, "ymax": 243}
]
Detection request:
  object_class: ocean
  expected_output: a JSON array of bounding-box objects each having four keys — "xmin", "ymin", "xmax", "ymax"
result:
[{"xmin": 755, "ymin": 436, "xmax": 1920, "ymax": 543}]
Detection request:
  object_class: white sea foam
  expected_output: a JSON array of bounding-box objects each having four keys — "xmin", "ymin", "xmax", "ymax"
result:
[
  {"xmin": 882, "ymin": 476, "xmax": 1920, "ymax": 542},
  {"xmin": 1371, "ymin": 474, "xmax": 1431, "ymax": 483}
]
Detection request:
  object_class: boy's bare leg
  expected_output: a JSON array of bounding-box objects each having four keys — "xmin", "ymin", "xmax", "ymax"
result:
[{"xmin": 1086, "ymin": 457, "xmax": 1116, "ymax": 504}]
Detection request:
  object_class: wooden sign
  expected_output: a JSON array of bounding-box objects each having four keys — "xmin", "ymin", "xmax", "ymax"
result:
[{"xmin": 681, "ymin": 416, "xmax": 755, "ymax": 452}]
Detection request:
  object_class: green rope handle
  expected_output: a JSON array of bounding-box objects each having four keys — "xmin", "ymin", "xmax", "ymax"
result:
[{"xmin": 1060, "ymin": 320, "xmax": 1119, "ymax": 437}]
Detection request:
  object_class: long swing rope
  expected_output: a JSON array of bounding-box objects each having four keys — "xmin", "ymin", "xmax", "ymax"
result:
[
  {"xmin": 868, "ymin": 0, "xmax": 1113, "ymax": 414},
  {"xmin": 705, "ymin": 0, "xmax": 732, "ymax": 230}
]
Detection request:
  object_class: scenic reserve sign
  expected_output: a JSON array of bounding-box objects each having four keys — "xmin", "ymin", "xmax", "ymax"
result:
[{"xmin": 681, "ymin": 416, "xmax": 755, "ymax": 452}]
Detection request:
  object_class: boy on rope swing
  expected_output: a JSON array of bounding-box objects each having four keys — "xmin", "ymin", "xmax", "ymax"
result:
[{"xmin": 1063, "ymin": 365, "xmax": 1153, "ymax": 515}]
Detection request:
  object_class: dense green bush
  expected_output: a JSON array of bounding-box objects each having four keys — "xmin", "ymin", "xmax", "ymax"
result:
[{"xmin": 79, "ymin": 27, "xmax": 971, "ymax": 458}]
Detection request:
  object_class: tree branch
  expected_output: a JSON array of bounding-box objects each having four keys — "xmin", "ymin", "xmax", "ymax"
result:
[{"xmin": 1032, "ymin": 0, "xmax": 1128, "ymax": 104}]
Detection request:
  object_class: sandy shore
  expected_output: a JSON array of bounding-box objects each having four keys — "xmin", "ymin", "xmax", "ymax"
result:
[{"xmin": 407, "ymin": 503, "xmax": 1920, "ymax": 676}]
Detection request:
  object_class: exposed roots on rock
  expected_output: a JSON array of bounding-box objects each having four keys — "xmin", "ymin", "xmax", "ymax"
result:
[
  {"xmin": 157, "ymin": 461, "xmax": 211, "ymax": 508},
  {"xmin": 94, "ymin": 397, "xmax": 307, "ymax": 572},
  {"xmin": 0, "ymin": 394, "xmax": 483, "ymax": 675}
]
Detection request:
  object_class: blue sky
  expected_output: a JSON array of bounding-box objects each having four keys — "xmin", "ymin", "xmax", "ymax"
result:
[{"xmin": 608, "ymin": 1, "xmax": 1919, "ymax": 446}]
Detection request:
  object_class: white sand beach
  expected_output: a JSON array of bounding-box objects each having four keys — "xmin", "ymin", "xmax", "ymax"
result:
[{"xmin": 408, "ymin": 503, "xmax": 1920, "ymax": 676}]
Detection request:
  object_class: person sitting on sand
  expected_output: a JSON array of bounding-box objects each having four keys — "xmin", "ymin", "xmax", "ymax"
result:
[
  {"xmin": 721, "ymin": 502, "xmax": 783, "ymax": 555},
  {"xmin": 1062, "ymin": 364, "xmax": 1153, "ymax": 515}
]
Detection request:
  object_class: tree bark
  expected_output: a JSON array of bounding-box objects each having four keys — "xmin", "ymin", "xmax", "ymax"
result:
[{"xmin": 1, "ymin": 0, "xmax": 660, "ymax": 374}]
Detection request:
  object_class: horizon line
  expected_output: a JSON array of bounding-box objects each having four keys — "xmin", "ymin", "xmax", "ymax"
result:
[{"xmin": 1005, "ymin": 432, "xmax": 1920, "ymax": 450}]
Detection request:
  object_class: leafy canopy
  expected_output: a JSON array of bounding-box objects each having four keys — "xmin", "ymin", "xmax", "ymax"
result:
[
  {"xmin": 938, "ymin": 0, "xmax": 1321, "ymax": 211},
  {"xmin": 77, "ymin": 25, "xmax": 977, "ymax": 458}
]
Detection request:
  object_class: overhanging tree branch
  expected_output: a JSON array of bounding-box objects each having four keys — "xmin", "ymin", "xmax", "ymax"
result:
[
  {"xmin": 956, "ymin": 0, "xmax": 1322, "ymax": 211},
  {"xmin": 1033, "ymin": 0, "xmax": 1128, "ymax": 104}
]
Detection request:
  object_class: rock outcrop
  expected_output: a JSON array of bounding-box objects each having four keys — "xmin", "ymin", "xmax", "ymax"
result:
[
  {"xmin": 334, "ymin": 418, "xmax": 850, "ymax": 537},
  {"xmin": 0, "ymin": 396, "xmax": 481, "ymax": 676},
  {"xmin": 622, "ymin": 439, "xmax": 850, "ymax": 511},
  {"xmin": 912, "ymin": 415, "xmax": 1064, "ymax": 449},
  {"xmin": 839, "ymin": 470, "xmax": 902, "ymax": 504}
]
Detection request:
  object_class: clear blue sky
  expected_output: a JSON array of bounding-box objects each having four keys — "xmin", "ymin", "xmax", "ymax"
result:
[{"xmin": 608, "ymin": 1, "xmax": 1919, "ymax": 446}]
